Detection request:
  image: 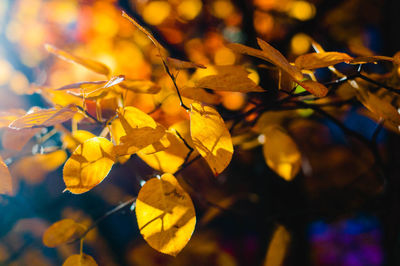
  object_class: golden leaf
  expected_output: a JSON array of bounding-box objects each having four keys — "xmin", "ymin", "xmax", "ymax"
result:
[
  {"xmin": 190, "ymin": 65, "xmax": 264, "ymax": 93},
  {"xmin": 393, "ymin": 51, "xmax": 400, "ymax": 65},
  {"xmin": 262, "ymin": 126, "xmax": 301, "ymax": 181},
  {"xmin": 136, "ymin": 173, "xmax": 196, "ymax": 256},
  {"xmin": 294, "ymin": 52, "xmax": 353, "ymax": 69},
  {"xmin": 166, "ymin": 57, "xmax": 206, "ymax": 69},
  {"xmin": 256, "ymin": 38, "xmax": 304, "ymax": 81},
  {"xmin": 2, "ymin": 127, "xmax": 40, "ymax": 151},
  {"xmin": 42, "ymin": 219, "xmax": 86, "ymax": 248},
  {"xmin": 181, "ymin": 86, "xmax": 222, "ymax": 105},
  {"xmin": 63, "ymin": 254, "xmax": 97, "ymax": 266},
  {"xmin": 0, "ymin": 156, "xmax": 13, "ymax": 196},
  {"xmin": 120, "ymin": 79, "xmax": 161, "ymax": 94},
  {"xmin": 297, "ymin": 80, "xmax": 329, "ymax": 98},
  {"xmin": 190, "ymin": 102, "xmax": 233, "ymax": 175},
  {"xmin": 45, "ymin": 44, "xmax": 110, "ymax": 76},
  {"xmin": 63, "ymin": 130, "xmax": 97, "ymax": 152},
  {"xmin": 9, "ymin": 105, "xmax": 78, "ymax": 129},
  {"xmin": 63, "ymin": 137, "xmax": 115, "ymax": 194},
  {"xmin": 138, "ymin": 120, "xmax": 196, "ymax": 173},
  {"xmin": 112, "ymin": 107, "xmax": 166, "ymax": 156},
  {"xmin": 264, "ymin": 225, "xmax": 291, "ymax": 266},
  {"xmin": 0, "ymin": 109, "xmax": 26, "ymax": 128}
]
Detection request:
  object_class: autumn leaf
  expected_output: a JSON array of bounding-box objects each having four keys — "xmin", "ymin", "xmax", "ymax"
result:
[
  {"xmin": 297, "ymin": 80, "xmax": 329, "ymax": 98},
  {"xmin": 112, "ymin": 107, "xmax": 166, "ymax": 156},
  {"xmin": 393, "ymin": 51, "xmax": 400, "ymax": 65},
  {"xmin": 262, "ymin": 126, "xmax": 302, "ymax": 181},
  {"xmin": 136, "ymin": 173, "xmax": 196, "ymax": 256},
  {"xmin": 294, "ymin": 52, "xmax": 353, "ymax": 69},
  {"xmin": 264, "ymin": 225, "xmax": 291, "ymax": 266},
  {"xmin": 45, "ymin": 44, "xmax": 110, "ymax": 76},
  {"xmin": 2, "ymin": 127, "xmax": 40, "ymax": 151},
  {"xmin": 63, "ymin": 130, "xmax": 97, "ymax": 152},
  {"xmin": 0, "ymin": 156, "xmax": 13, "ymax": 196},
  {"xmin": 63, "ymin": 137, "xmax": 115, "ymax": 194},
  {"xmin": 0, "ymin": 109, "xmax": 26, "ymax": 128},
  {"xmin": 138, "ymin": 120, "xmax": 196, "ymax": 173},
  {"xmin": 42, "ymin": 219, "xmax": 86, "ymax": 247},
  {"xmin": 181, "ymin": 86, "xmax": 222, "ymax": 105},
  {"xmin": 190, "ymin": 102, "xmax": 233, "ymax": 175},
  {"xmin": 63, "ymin": 254, "xmax": 97, "ymax": 266},
  {"xmin": 166, "ymin": 57, "xmax": 206, "ymax": 69},
  {"xmin": 256, "ymin": 38, "xmax": 304, "ymax": 81},
  {"xmin": 350, "ymin": 55, "xmax": 394, "ymax": 64},
  {"xmin": 119, "ymin": 79, "xmax": 161, "ymax": 94},
  {"xmin": 187, "ymin": 65, "xmax": 264, "ymax": 93},
  {"xmin": 9, "ymin": 105, "xmax": 78, "ymax": 129}
]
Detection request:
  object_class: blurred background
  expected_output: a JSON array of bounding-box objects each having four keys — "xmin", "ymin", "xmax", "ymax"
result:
[{"xmin": 0, "ymin": 0, "xmax": 400, "ymax": 265}]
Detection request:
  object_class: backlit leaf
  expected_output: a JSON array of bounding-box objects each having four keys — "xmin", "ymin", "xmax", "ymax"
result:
[
  {"xmin": 0, "ymin": 156, "xmax": 13, "ymax": 195},
  {"xmin": 181, "ymin": 86, "xmax": 222, "ymax": 105},
  {"xmin": 350, "ymin": 55, "xmax": 394, "ymax": 64},
  {"xmin": 297, "ymin": 80, "xmax": 329, "ymax": 97},
  {"xmin": 264, "ymin": 225, "xmax": 291, "ymax": 266},
  {"xmin": 63, "ymin": 137, "xmax": 115, "ymax": 194},
  {"xmin": 256, "ymin": 38, "xmax": 304, "ymax": 81},
  {"xmin": 166, "ymin": 57, "xmax": 206, "ymax": 69},
  {"xmin": 138, "ymin": 120, "xmax": 195, "ymax": 173},
  {"xmin": 63, "ymin": 130, "xmax": 97, "ymax": 152},
  {"xmin": 42, "ymin": 219, "xmax": 86, "ymax": 247},
  {"xmin": 190, "ymin": 65, "xmax": 264, "ymax": 92},
  {"xmin": 9, "ymin": 105, "xmax": 78, "ymax": 129},
  {"xmin": 113, "ymin": 107, "xmax": 166, "ymax": 156},
  {"xmin": 63, "ymin": 254, "xmax": 97, "ymax": 266},
  {"xmin": 294, "ymin": 52, "xmax": 353, "ymax": 69},
  {"xmin": 0, "ymin": 109, "xmax": 26, "ymax": 128},
  {"xmin": 262, "ymin": 126, "xmax": 301, "ymax": 181},
  {"xmin": 136, "ymin": 173, "xmax": 196, "ymax": 256},
  {"xmin": 2, "ymin": 127, "xmax": 40, "ymax": 151},
  {"xmin": 120, "ymin": 79, "xmax": 161, "ymax": 94},
  {"xmin": 190, "ymin": 102, "xmax": 233, "ymax": 175},
  {"xmin": 45, "ymin": 44, "xmax": 110, "ymax": 76}
]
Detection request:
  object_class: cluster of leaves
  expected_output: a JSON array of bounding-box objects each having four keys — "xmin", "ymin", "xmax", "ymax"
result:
[{"xmin": 1, "ymin": 5, "xmax": 400, "ymax": 265}]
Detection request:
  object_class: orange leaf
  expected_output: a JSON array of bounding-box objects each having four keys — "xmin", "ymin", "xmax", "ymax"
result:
[
  {"xmin": 294, "ymin": 52, "xmax": 353, "ymax": 69},
  {"xmin": 264, "ymin": 225, "xmax": 291, "ymax": 266},
  {"xmin": 63, "ymin": 254, "xmax": 97, "ymax": 266},
  {"xmin": 0, "ymin": 156, "xmax": 13, "ymax": 195},
  {"xmin": 120, "ymin": 79, "xmax": 161, "ymax": 94},
  {"xmin": 2, "ymin": 127, "xmax": 40, "ymax": 151},
  {"xmin": 166, "ymin": 57, "xmax": 206, "ymax": 69},
  {"xmin": 9, "ymin": 105, "xmax": 78, "ymax": 129},
  {"xmin": 297, "ymin": 80, "xmax": 329, "ymax": 97},
  {"xmin": 350, "ymin": 55, "xmax": 394, "ymax": 64},
  {"xmin": 45, "ymin": 44, "xmax": 110, "ymax": 76},
  {"xmin": 43, "ymin": 219, "xmax": 86, "ymax": 247}
]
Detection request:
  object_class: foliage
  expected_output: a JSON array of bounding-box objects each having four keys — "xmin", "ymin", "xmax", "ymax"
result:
[{"xmin": 0, "ymin": 0, "xmax": 399, "ymax": 265}]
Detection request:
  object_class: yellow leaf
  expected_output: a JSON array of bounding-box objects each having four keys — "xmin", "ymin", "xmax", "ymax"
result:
[
  {"xmin": 139, "ymin": 133, "xmax": 172, "ymax": 155},
  {"xmin": 297, "ymin": 80, "xmax": 328, "ymax": 97},
  {"xmin": 45, "ymin": 44, "xmax": 110, "ymax": 76},
  {"xmin": 356, "ymin": 87, "xmax": 400, "ymax": 128},
  {"xmin": 9, "ymin": 105, "xmax": 78, "ymax": 129},
  {"xmin": 63, "ymin": 137, "xmax": 115, "ymax": 194},
  {"xmin": 181, "ymin": 86, "xmax": 222, "ymax": 105},
  {"xmin": 120, "ymin": 79, "xmax": 161, "ymax": 94},
  {"xmin": 264, "ymin": 225, "xmax": 291, "ymax": 266},
  {"xmin": 294, "ymin": 52, "xmax": 353, "ymax": 69},
  {"xmin": 12, "ymin": 150, "xmax": 67, "ymax": 184},
  {"xmin": 0, "ymin": 156, "xmax": 13, "ymax": 195},
  {"xmin": 63, "ymin": 254, "xmax": 97, "ymax": 266},
  {"xmin": 166, "ymin": 57, "xmax": 206, "ymax": 69},
  {"xmin": 136, "ymin": 173, "xmax": 196, "ymax": 256},
  {"xmin": 2, "ymin": 127, "xmax": 40, "ymax": 151},
  {"xmin": 190, "ymin": 102, "xmax": 233, "ymax": 175},
  {"xmin": 138, "ymin": 120, "xmax": 196, "ymax": 173},
  {"xmin": 42, "ymin": 219, "xmax": 86, "ymax": 247},
  {"xmin": 113, "ymin": 107, "xmax": 166, "ymax": 156},
  {"xmin": 191, "ymin": 65, "xmax": 264, "ymax": 92},
  {"xmin": 122, "ymin": 11, "xmax": 166, "ymax": 55},
  {"xmin": 256, "ymin": 38, "xmax": 304, "ymax": 81},
  {"xmin": 262, "ymin": 126, "xmax": 301, "ymax": 181},
  {"xmin": 63, "ymin": 130, "xmax": 97, "ymax": 152},
  {"xmin": 0, "ymin": 109, "xmax": 26, "ymax": 128}
]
